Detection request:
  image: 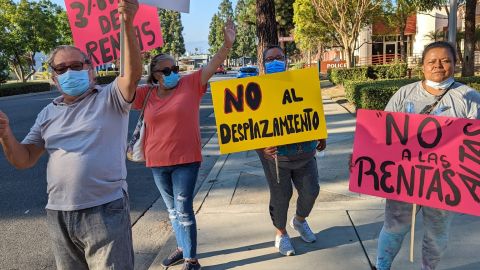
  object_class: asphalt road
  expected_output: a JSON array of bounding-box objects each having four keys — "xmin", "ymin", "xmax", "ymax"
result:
[{"xmin": 0, "ymin": 73, "xmax": 235, "ymax": 269}]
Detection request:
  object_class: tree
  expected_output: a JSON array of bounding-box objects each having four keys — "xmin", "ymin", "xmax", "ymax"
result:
[
  {"xmin": 312, "ymin": 0, "xmax": 382, "ymax": 68},
  {"xmin": 293, "ymin": 0, "xmax": 341, "ymax": 62},
  {"xmin": 462, "ymin": 0, "xmax": 476, "ymax": 76},
  {"xmin": 56, "ymin": 10, "xmax": 73, "ymax": 45},
  {"xmin": 208, "ymin": 0, "xmax": 237, "ymax": 64},
  {"xmin": 208, "ymin": 13, "xmax": 223, "ymax": 55},
  {"xmin": 275, "ymin": 0, "xmax": 297, "ymax": 57},
  {"xmin": 218, "ymin": 0, "xmax": 234, "ymax": 22},
  {"xmin": 256, "ymin": 0, "xmax": 278, "ymax": 74},
  {"xmin": 155, "ymin": 9, "xmax": 186, "ymax": 59},
  {"xmin": 234, "ymin": 0, "xmax": 256, "ymax": 65},
  {"xmin": 275, "ymin": 0, "xmax": 294, "ymax": 37},
  {"xmin": 0, "ymin": 0, "xmax": 63, "ymax": 82}
]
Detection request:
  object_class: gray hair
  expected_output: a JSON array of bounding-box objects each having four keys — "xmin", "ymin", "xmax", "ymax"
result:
[
  {"xmin": 47, "ymin": 45, "xmax": 92, "ymax": 69},
  {"xmin": 147, "ymin": 53, "xmax": 175, "ymax": 84}
]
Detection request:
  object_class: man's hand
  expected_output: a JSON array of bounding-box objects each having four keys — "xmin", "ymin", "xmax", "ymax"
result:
[
  {"xmin": 223, "ymin": 19, "xmax": 236, "ymax": 49},
  {"xmin": 118, "ymin": 0, "xmax": 139, "ymax": 24},
  {"xmin": 316, "ymin": 139, "xmax": 326, "ymax": 152},
  {"xmin": 0, "ymin": 110, "xmax": 45, "ymax": 169},
  {"xmin": 0, "ymin": 111, "xmax": 10, "ymax": 140},
  {"xmin": 263, "ymin": 146, "xmax": 277, "ymax": 160}
]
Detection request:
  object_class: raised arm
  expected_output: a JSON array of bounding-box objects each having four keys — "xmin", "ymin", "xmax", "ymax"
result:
[
  {"xmin": 117, "ymin": 0, "xmax": 142, "ymax": 102},
  {"xmin": 201, "ymin": 19, "xmax": 236, "ymax": 86},
  {"xmin": 0, "ymin": 111, "xmax": 44, "ymax": 169}
]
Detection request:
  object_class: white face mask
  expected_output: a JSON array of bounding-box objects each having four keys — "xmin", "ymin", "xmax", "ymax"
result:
[{"xmin": 425, "ymin": 77, "xmax": 455, "ymax": 90}]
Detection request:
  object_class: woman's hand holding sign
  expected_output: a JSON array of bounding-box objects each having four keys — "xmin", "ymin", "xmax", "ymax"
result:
[
  {"xmin": 263, "ymin": 146, "xmax": 277, "ymax": 160},
  {"xmin": 316, "ymin": 139, "xmax": 326, "ymax": 152}
]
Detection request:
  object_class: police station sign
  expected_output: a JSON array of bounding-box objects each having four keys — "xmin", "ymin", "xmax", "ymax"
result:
[{"xmin": 320, "ymin": 61, "xmax": 347, "ymax": 73}]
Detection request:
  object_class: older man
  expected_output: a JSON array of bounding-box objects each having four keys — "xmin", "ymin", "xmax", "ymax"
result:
[{"xmin": 0, "ymin": 0, "xmax": 142, "ymax": 268}]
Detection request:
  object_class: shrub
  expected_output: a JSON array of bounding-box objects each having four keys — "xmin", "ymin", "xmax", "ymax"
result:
[
  {"xmin": 0, "ymin": 82, "xmax": 51, "ymax": 97},
  {"xmin": 456, "ymin": 76, "xmax": 480, "ymax": 87},
  {"xmin": 359, "ymin": 87, "xmax": 399, "ymax": 110},
  {"xmin": 344, "ymin": 79, "xmax": 372, "ymax": 104},
  {"xmin": 329, "ymin": 66, "xmax": 369, "ymax": 85},
  {"xmin": 346, "ymin": 78, "xmax": 418, "ymax": 108},
  {"xmin": 96, "ymin": 75, "xmax": 117, "ymax": 85},
  {"xmin": 326, "ymin": 68, "xmax": 332, "ymax": 81},
  {"xmin": 370, "ymin": 63, "xmax": 408, "ymax": 79},
  {"xmin": 328, "ymin": 63, "xmax": 408, "ymax": 85},
  {"xmin": 412, "ymin": 65, "xmax": 424, "ymax": 79}
]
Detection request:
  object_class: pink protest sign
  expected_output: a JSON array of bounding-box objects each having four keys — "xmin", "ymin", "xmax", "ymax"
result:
[
  {"xmin": 349, "ymin": 109, "xmax": 480, "ymax": 216},
  {"xmin": 65, "ymin": 0, "xmax": 162, "ymax": 66}
]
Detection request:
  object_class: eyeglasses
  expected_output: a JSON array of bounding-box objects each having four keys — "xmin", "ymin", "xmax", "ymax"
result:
[
  {"xmin": 265, "ymin": 55, "xmax": 285, "ymax": 63},
  {"xmin": 153, "ymin": 65, "xmax": 179, "ymax": 76},
  {"xmin": 51, "ymin": 61, "xmax": 86, "ymax": 75}
]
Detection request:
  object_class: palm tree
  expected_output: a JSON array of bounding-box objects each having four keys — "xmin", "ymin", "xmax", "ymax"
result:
[{"xmin": 425, "ymin": 29, "xmax": 445, "ymax": 42}]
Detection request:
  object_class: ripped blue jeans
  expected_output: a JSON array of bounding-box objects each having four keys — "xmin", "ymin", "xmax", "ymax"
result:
[
  {"xmin": 376, "ymin": 199, "xmax": 454, "ymax": 270},
  {"xmin": 151, "ymin": 162, "xmax": 200, "ymax": 259}
]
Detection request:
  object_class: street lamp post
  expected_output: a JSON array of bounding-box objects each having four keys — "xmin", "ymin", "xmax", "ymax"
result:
[{"xmin": 448, "ymin": 0, "xmax": 458, "ymax": 44}]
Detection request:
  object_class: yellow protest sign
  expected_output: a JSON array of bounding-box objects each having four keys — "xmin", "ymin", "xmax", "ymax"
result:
[{"xmin": 211, "ymin": 67, "xmax": 328, "ymax": 154}]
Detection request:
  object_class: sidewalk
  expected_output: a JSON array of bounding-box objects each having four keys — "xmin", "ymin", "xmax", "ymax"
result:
[{"xmin": 147, "ymin": 93, "xmax": 480, "ymax": 270}]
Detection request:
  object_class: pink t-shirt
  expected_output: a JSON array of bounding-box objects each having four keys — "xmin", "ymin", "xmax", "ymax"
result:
[{"xmin": 133, "ymin": 70, "xmax": 207, "ymax": 167}]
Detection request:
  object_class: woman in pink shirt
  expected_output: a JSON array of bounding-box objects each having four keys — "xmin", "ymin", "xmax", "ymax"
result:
[{"xmin": 133, "ymin": 21, "xmax": 235, "ymax": 270}]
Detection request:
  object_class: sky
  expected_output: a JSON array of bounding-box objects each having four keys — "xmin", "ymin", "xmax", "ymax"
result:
[{"xmin": 51, "ymin": 0, "xmax": 239, "ymax": 54}]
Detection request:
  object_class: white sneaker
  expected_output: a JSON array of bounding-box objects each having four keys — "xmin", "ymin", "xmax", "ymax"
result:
[
  {"xmin": 275, "ymin": 234, "xmax": 296, "ymax": 256},
  {"xmin": 290, "ymin": 217, "xmax": 316, "ymax": 243}
]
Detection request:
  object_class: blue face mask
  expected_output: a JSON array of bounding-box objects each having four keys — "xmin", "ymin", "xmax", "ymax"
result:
[
  {"xmin": 57, "ymin": 70, "xmax": 91, "ymax": 96},
  {"xmin": 163, "ymin": 72, "xmax": 180, "ymax": 89},
  {"xmin": 265, "ymin": 60, "xmax": 286, "ymax": 74}
]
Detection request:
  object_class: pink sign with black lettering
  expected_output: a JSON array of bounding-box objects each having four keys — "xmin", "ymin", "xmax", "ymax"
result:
[
  {"xmin": 65, "ymin": 0, "xmax": 162, "ymax": 66},
  {"xmin": 349, "ymin": 109, "xmax": 480, "ymax": 216}
]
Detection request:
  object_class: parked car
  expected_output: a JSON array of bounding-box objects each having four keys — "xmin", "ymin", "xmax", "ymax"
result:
[
  {"xmin": 215, "ymin": 65, "xmax": 227, "ymax": 74},
  {"xmin": 236, "ymin": 66, "xmax": 258, "ymax": 78}
]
